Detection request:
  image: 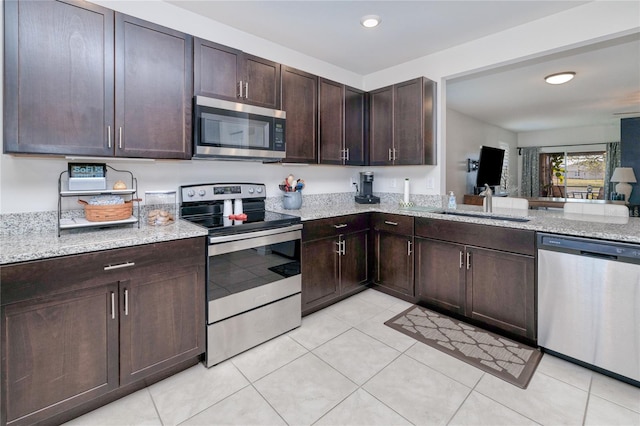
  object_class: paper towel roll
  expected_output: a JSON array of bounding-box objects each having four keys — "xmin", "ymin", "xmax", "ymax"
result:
[{"xmin": 403, "ymin": 179, "xmax": 410, "ymax": 204}]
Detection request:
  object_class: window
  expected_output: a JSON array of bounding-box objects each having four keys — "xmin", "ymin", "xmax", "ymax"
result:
[{"xmin": 539, "ymin": 151, "xmax": 606, "ymax": 198}]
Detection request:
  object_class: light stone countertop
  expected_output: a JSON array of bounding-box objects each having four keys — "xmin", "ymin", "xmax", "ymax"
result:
[
  {"xmin": 3, "ymin": 193, "xmax": 639, "ymax": 265},
  {"xmin": 267, "ymin": 194, "xmax": 640, "ymax": 245},
  {"xmin": 0, "ymin": 216, "xmax": 208, "ymax": 265}
]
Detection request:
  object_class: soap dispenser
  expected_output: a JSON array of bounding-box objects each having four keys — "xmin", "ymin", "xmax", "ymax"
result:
[{"xmin": 447, "ymin": 191, "xmax": 457, "ymax": 210}]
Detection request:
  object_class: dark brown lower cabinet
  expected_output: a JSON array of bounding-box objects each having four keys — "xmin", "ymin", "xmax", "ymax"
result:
[
  {"xmin": 415, "ymin": 218, "xmax": 536, "ymax": 342},
  {"xmin": 1, "ymin": 237, "xmax": 206, "ymax": 426},
  {"xmin": 301, "ymin": 215, "xmax": 369, "ymax": 314},
  {"xmin": 466, "ymin": 246, "xmax": 535, "ymax": 340},
  {"xmin": 3, "ymin": 284, "xmax": 119, "ymax": 425},
  {"xmin": 373, "ymin": 213, "xmax": 414, "ymax": 297},
  {"xmin": 415, "ymin": 238, "xmax": 465, "ymax": 313}
]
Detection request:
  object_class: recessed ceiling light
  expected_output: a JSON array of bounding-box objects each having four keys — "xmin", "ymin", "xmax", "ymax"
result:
[
  {"xmin": 544, "ymin": 72, "xmax": 576, "ymax": 85},
  {"xmin": 360, "ymin": 15, "xmax": 381, "ymax": 28}
]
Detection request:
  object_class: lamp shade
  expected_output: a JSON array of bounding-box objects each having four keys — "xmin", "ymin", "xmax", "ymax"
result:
[{"xmin": 610, "ymin": 167, "xmax": 637, "ymax": 183}]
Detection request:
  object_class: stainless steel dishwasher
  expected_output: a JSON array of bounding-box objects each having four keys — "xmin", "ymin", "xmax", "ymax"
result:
[{"xmin": 538, "ymin": 233, "xmax": 640, "ymax": 386}]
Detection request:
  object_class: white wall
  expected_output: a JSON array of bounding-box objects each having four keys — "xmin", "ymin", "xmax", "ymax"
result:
[
  {"xmin": 446, "ymin": 109, "xmax": 518, "ymax": 197},
  {"xmin": 1, "ymin": 0, "xmax": 638, "ymax": 213},
  {"xmin": 517, "ymin": 124, "xmax": 620, "ymax": 147}
]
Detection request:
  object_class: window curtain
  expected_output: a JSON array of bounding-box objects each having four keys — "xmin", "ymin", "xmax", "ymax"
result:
[
  {"xmin": 605, "ymin": 141, "xmax": 621, "ymax": 200},
  {"xmin": 520, "ymin": 147, "xmax": 540, "ymax": 197}
]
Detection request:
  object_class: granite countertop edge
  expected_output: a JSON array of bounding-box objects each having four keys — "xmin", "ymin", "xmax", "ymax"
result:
[
  {"xmin": 1, "ymin": 220, "xmax": 209, "ymax": 265},
  {"xmin": 3, "ymin": 196, "xmax": 639, "ymax": 265},
  {"xmin": 270, "ymin": 202, "xmax": 640, "ymax": 245}
]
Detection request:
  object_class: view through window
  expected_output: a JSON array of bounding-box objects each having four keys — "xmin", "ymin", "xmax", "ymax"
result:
[{"xmin": 539, "ymin": 151, "xmax": 606, "ymax": 199}]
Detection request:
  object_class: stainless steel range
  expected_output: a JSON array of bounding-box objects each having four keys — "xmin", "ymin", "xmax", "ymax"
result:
[{"xmin": 180, "ymin": 183, "xmax": 302, "ymax": 367}]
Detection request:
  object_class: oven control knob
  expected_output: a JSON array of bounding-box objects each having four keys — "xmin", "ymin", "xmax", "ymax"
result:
[
  {"xmin": 198, "ymin": 189, "xmax": 206, "ymax": 196},
  {"xmin": 247, "ymin": 187, "xmax": 255, "ymax": 194},
  {"xmin": 256, "ymin": 187, "xmax": 263, "ymax": 194},
  {"xmin": 186, "ymin": 189, "xmax": 195, "ymax": 197}
]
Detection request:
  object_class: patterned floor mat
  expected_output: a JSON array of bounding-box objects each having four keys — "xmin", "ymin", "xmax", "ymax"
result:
[{"xmin": 385, "ymin": 305, "xmax": 542, "ymax": 388}]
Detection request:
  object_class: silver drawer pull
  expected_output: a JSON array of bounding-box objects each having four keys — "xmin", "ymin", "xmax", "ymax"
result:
[
  {"xmin": 384, "ymin": 221, "xmax": 398, "ymax": 226},
  {"xmin": 124, "ymin": 289, "xmax": 129, "ymax": 316},
  {"xmin": 459, "ymin": 251, "xmax": 464, "ymax": 269},
  {"xmin": 333, "ymin": 224, "xmax": 348, "ymax": 229},
  {"xmin": 110, "ymin": 291, "xmax": 116, "ymax": 320},
  {"xmin": 104, "ymin": 261, "xmax": 136, "ymax": 271},
  {"xmin": 407, "ymin": 240, "xmax": 412, "ymax": 256}
]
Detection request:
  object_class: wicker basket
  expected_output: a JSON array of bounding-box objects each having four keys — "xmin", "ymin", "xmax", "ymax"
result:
[{"xmin": 78, "ymin": 200, "xmax": 133, "ymax": 222}]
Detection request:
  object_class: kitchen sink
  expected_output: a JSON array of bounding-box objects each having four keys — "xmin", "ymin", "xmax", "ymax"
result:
[{"xmin": 437, "ymin": 210, "xmax": 531, "ymax": 222}]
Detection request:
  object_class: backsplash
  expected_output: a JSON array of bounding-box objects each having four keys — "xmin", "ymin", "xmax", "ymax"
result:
[{"xmin": 2, "ymin": 192, "xmax": 445, "ymax": 235}]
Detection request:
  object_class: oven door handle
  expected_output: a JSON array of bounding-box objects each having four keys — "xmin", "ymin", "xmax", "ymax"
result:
[
  {"xmin": 209, "ymin": 226, "xmax": 302, "ymax": 256},
  {"xmin": 208, "ymin": 224, "xmax": 302, "ymax": 245}
]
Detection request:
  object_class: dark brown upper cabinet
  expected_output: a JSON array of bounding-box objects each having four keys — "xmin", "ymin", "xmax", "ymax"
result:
[
  {"xmin": 281, "ymin": 66, "xmax": 318, "ymax": 163},
  {"xmin": 194, "ymin": 38, "xmax": 281, "ymax": 109},
  {"xmin": 3, "ymin": 0, "xmax": 193, "ymax": 159},
  {"xmin": 369, "ymin": 77, "xmax": 437, "ymax": 166},
  {"xmin": 318, "ymin": 78, "xmax": 367, "ymax": 166}
]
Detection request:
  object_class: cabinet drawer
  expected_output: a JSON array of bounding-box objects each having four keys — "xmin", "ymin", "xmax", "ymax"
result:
[
  {"xmin": 303, "ymin": 214, "xmax": 369, "ymax": 241},
  {"xmin": 415, "ymin": 218, "xmax": 535, "ymax": 256},
  {"xmin": 372, "ymin": 213, "xmax": 414, "ymax": 235},
  {"xmin": 1, "ymin": 237, "xmax": 206, "ymax": 305}
]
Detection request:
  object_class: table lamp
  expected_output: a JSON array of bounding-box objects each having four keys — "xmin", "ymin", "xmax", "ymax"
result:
[{"xmin": 610, "ymin": 167, "xmax": 637, "ymax": 202}]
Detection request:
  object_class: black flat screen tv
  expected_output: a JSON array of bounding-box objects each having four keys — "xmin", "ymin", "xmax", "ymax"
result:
[{"xmin": 475, "ymin": 146, "xmax": 505, "ymax": 188}]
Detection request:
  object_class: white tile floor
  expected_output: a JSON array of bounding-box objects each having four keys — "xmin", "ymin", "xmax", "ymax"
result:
[{"xmin": 66, "ymin": 289, "xmax": 640, "ymax": 426}]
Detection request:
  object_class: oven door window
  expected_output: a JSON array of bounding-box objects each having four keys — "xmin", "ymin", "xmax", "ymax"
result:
[
  {"xmin": 201, "ymin": 111, "xmax": 270, "ymax": 149},
  {"xmin": 209, "ymin": 239, "xmax": 300, "ymax": 301}
]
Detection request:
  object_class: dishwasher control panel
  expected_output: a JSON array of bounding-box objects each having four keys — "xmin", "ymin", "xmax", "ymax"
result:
[{"xmin": 538, "ymin": 234, "xmax": 640, "ymax": 263}]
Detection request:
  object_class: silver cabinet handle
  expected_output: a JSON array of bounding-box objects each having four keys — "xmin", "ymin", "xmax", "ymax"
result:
[
  {"xmin": 341, "ymin": 240, "xmax": 346, "ymax": 256},
  {"xmin": 124, "ymin": 289, "xmax": 129, "ymax": 316},
  {"xmin": 244, "ymin": 82, "xmax": 249, "ymax": 99},
  {"xmin": 393, "ymin": 148, "xmax": 397, "ymax": 161},
  {"xmin": 346, "ymin": 148, "xmax": 350, "ymax": 161},
  {"xmin": 333, "ymin": 224, "xmax": 348, "ymax": 229},
  {"xmin": 388, "ymin": 148, "xmax": 393, "ymax": 161},
  {"xmin": 384, "ymin": 221, "xmax": 398, "ymax": 226},
  {"xmin": 466, "ymin": 252, "xmax": 471, "ymax": 270},
  {"xmin": 104, "ymin": 261, "xmax": 135, "ymax": 271},
  {"xmin": 118, "ymin": 127, "xmax": 123, "ymax": 149},
  {"xmin": 238, "ymin": 81, "xmax": 243, "ymax": 98},
  {"xmin": 335, "ymin": 240, "xmax": 342, "ymax": 255},
  {"xmin": 110, "ymin": 291, "xmax": 116, "ymax": 320},
  {"xmin": 459, "ymin": 251, "xmax": 464, "ymax": 269},
  {"xmin": 407, "ymin": 240, "xmax": 412, "ymax": 256},
  {"xmin": 107, "ymin": 125, "xmax": 112, "ymax": 148}
]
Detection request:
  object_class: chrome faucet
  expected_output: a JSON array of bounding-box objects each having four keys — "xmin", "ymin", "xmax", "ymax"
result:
[{"xmin": 480, "ymin": 184, "xmax": 493, "ymax": 213}]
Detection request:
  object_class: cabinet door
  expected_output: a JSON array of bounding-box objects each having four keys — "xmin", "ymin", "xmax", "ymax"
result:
[
  {"xmin": 301, "ymin": 238, "xmax": 339, "ymax": 312},
  {"xmin": 281, "ymin": 66, "xmax": 318, "ymax": 163},
  {"xmin": 344, "ymin": 86, "xmax": 367, "ymax": 166},
  {"xmin": 3, "ymin": 0, "xmax": 114, "ymax": 156},
  {"xmin": 119, "ymin": 265, "xmax": 205, "ymax": 386},
  {"xmin": 375, "ymin": 231, "xmax": 414, "ymax": 296},
  {"xmin": 243, "ymin": 54, "xmax": 281, "ymax": 109},
  {"xmin": 415, "ymin": 238, "xmax": 465, "ymax": 314},
  {"xmin": 466, "ymin": 247, "xmax": 536, "ymax": 339},
  {"xmin": 194, "ymin": 38, "xmax": 242, "ymax": 101},
  {"xmin": 394, "ymin": 78, "xmax": 424, "ymax": 165},
  {"xmin": 340, "ymin": 231, "xmax": 369, "ymax": 294},
  {"xmin": 115, "ymin": 14, "xmax": 193, "ymax": 159},
  {"xmin": 319, "ymin": 78, "xmax": 345, "ymax": 165},
  {"xmin": 2, "ymin": 284, "xmax": 118, "ymax": 426},
  {"xmin": 369, "ymin": 86, "xmax": 394, "ymax": 165}
]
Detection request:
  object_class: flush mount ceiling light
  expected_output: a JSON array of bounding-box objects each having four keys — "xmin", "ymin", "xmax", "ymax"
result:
[
  {"xmin": 360, "ymin": 15, "xmax": 381, "ymax": 28},
  {"xmin": 544, "ymin": 72, "xmax": 576, "ymax": 85}
]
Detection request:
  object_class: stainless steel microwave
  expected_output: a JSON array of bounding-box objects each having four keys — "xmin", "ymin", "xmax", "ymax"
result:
[{"xmin": 193, "ymin": 96, "xmax": 286, "ymax": 161}]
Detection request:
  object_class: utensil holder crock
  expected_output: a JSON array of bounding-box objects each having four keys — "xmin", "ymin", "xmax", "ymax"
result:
[{"xmin": 283, "ymin": 191, "xmax": 302, "ymax": 210}]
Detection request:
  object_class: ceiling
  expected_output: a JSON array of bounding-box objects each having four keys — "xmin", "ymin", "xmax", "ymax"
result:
[{"xmin": 166, "ymin": 0, "xmax": 640, "ymax": 133}]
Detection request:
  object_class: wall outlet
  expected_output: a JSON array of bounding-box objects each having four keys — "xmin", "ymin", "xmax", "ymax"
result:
[
  {"xmin": 390, "ymin": 179, "xmax": 397, "ymax": 188},
  {"xmin": 426, "ymin": 177, "xmax": 435, "ymax": 189}
]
